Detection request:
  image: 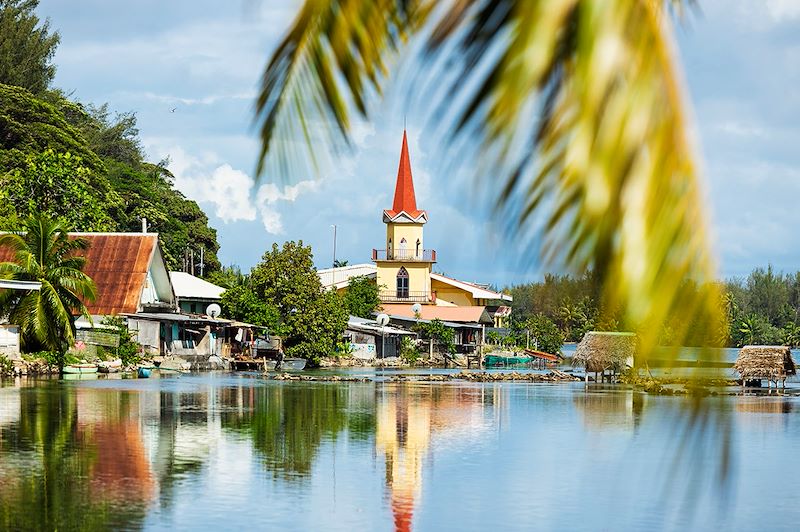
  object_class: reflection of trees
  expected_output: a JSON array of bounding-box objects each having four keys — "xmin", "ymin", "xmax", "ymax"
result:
[
  {"xmin": 0, "ymin": 383, "xmax": 150, "ymax": 530},
  {"xmin": 220, "ymin": 383, "xmax": 375, "ymax": 479}
]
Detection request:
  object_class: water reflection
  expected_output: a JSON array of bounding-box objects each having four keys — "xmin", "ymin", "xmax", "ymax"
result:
[{"xmin": 0, "ymin": 376, "xmax": 799, "ymax": 530}]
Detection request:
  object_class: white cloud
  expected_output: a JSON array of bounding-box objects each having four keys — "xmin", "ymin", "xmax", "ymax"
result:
[
  {"xmin": 255, "ymin": 180, "xmax": 320, "ymax": 233},
  {"xmin": 766, "ymin": 0, "xmax": 800, "ymax": 21},
  {"xmin": 714, "ymin": 121, "xmax": 767, "ymax": 138}
]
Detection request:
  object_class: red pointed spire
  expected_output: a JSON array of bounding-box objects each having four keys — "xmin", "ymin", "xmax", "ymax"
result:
[{"xmin": 384, "ymin": 130, "xmax": 426, "ymax": 221}]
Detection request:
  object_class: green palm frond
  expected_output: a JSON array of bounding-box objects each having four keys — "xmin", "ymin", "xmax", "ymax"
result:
[
  {"xmin": 255, "ymin": 0, "xmax": 724, "ymax": 360},
  {"xmin": 0, "ymin": 214, "xmax": 97, "ymax": 357},
  {"xmin": 254, "ymin": 0, "xmax": 432, "ymax": 178}
]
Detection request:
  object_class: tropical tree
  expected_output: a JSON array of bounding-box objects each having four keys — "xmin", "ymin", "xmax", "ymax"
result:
[
  {"xmin": 0, "ymin": 0, "xmax": 60, "ymax": 93},
  {"xmin": 343, "ymin": 275, "xmax": 381, "ymax": 318},
  {"xmin": 0, "ymin": 215, "xmax": 96, "ymax": 366},
  {"xmin": 254, "ymin": 0, "xmax": 724, "ymax": 363}
]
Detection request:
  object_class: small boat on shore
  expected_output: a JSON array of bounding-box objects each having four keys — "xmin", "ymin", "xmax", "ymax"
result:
[
  {"xmin": 97, "ymin": 359, "xmax": 123, "ymax": 373},
  {"xmin": 63, "ymin": 363, "xmax": 98, "ymax": 375},
  {"xmin": 137, "ymin": 367, "xmax": 152, "ymax": 378},
  {"xmin": 484, "ymin": 354, "xmax": 533, "ymax": 367},
  {"xmin": 279, "ymin": 357, "xmax": 306, "ymax": 371}
]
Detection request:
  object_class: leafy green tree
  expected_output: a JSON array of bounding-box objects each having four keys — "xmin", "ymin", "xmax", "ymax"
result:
[
  {"xmin": 220, "ymin": 284, "xmax": 280, "ymax": 330},
  {"xmin": 250, "ymin": 241, "xmax": 348, "ymax": 363},
  {"xmin": 207, "ymin": 265, "xmax": 246, "ymax": 290},
  {"xmin": 0, "ymin": 215, "xmax": 96, "ymax": 368},
  {"xmin": 0, "ymin": 149, "xmax": 119, "ymax": 230},
  {"xmin": 100, "ymin": 315, "xmax": 141, "ymax": 366},
  {"xmin": 523, "ymin": 314, "xmax": 565, "ymax": 355},
  {"xmin": 343, "ymin": 275, "xmax": 381, "ymax": 318},
  {"xmin": 414, "ymin": 318, "xmax": 455, "ymax": 355},
  {"xmin": 0, "ymin": 0, "xmax": 60, "ymax": 93}
]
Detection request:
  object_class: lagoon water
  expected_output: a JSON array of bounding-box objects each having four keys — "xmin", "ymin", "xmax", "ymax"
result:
[{"xmin": 1, "ymin": 371, "xmax": 800, "ymax": 531}]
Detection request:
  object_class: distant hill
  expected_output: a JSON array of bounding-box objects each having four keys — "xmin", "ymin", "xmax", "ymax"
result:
[{"xmin": 0, "ymin": 83, "xmax": 221, "ymax": 274}]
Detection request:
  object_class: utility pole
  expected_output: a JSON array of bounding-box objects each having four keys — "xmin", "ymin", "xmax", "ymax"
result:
[
  {"xmin": 199, "ymin": 246, "xmax": 205, "ymax": 277},
  {"xmin": 190, "ymin": 249, "xmax": 195, "ymax": 276},
  {"xmin": 331, "ymin": 224, "xmax": 337, "ymax": 287}
]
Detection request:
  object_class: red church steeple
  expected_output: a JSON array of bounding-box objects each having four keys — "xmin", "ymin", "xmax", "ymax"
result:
[{"xmin": 383, "ymin": 130, "xmax": 427, "ymax": 223}]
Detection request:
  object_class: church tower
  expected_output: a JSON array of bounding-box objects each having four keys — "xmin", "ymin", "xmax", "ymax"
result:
[{"xmin": 372, "ymin": 131, "xmax": 436, "ymax": 304}]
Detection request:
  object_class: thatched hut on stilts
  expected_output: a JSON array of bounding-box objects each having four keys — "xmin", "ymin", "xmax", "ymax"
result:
[
  {"xmin": 733, "ymin": 346, "xmax": 796, "ymax": 390},
  {"xmin": 573, "ymin": 332, "xmax": 638, "ymax": 383}
]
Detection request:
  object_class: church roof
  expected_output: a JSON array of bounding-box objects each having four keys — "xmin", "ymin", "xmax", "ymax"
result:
[{"xmin": 383, "ymin": 130, "xmax": 427, "ymax": 223}]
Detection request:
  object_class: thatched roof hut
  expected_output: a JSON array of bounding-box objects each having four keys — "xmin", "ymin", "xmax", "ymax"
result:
[
  {"xmin": 573, "ymin": 331, "xmax": 637, "ymax": 374},
  {"xmin": 733, "ymin": 346, "xmax": 796, "ymax": 385}
]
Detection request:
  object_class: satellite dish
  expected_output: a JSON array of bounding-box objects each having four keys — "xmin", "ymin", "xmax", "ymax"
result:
[
  {"xmin": 206, "ymin": 303, "xmax": 221, "ymax": 318},
  {"xmin": 376, "ymin": 313, "xmax": 390, "ymax": 327},
  {"xmin": 411, "ymin": 303, "xmax": 422, "ymax": 315}
]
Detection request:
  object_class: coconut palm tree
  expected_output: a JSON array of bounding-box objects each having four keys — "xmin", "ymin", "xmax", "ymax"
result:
[
  {"xmin": 254, "ymin": 0, "xmax": 725, "ymax": 361},
  {"xmin": 0, "ymin": 215, "xmax": 96, "ymax": 365}
]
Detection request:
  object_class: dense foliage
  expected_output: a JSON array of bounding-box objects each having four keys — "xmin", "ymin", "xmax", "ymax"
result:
[
  {"xmin": 0, "ymin": 0, "xmax": 59, "ymax": 93},
  {"xmin": 508, "ymin": 266, "xmax": 800, "ymax": 348},
  {"xmin": 0, "ymin": 78, "xmax": 221, "ymax": 275},
  {"xmin": 245, "ymin": 241, "xmax": 348, "ymax": 363},
  {"xmin": 0, "ymin": 215, "xmax": 96, "ymax": 367},
  {"xmin": 414, "ymin": 319, "xmax": 455, "ymax": 355},
  {"xmin": 343, "ymin": 276, "xmax": 381, "ymax": 318}
]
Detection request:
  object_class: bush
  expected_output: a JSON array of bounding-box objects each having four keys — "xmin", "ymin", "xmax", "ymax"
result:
[
  {"xmin": 100, "ymin": 316, "xmax": 142, "ymax": 366},
  {"xmin": 400, "ymin": 336, "xmax": 421, "ymax": 363},
  {"xmin": 0, "ymin": 354, "xmax": 13, "ymax": 376}
]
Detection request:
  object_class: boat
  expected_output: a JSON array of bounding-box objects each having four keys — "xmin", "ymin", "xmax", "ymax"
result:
[
  {"xmin": 63, "ymin": 363, "xmax": 98, "ymax": 374},
  {"xmin": 137, "ymin": 367, "xmax": 152, "ymax": 378},
  {"xmin": 278, "ymin": 357, "xmax": 306, "ymax": 371},
  {"xmin": 484, "ymin": 354, "xmax": 533, "ymax": 367},
  {"xmin": 97, "ymin": 358, "xmax": 123, "ymax": 373}
]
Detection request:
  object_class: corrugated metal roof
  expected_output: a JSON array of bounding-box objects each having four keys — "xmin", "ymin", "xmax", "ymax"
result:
[
  {"xmin": 380, "ymin": 304, "xmax": 492, "ymax": 324},
  {"xmin": 0, "ymin": 233, "xmax": 159, "ymax": 315},
  {"xmin": 169, "ymin": 271, "xmax": 225, "ymax": 300},
  {"xmin": 318, "ymin": 263, "xmax": 377, "ymax": 290}
]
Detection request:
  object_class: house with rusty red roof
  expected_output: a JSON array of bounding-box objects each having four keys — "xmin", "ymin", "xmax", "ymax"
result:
[{"xmin": 0, "ymin": 232, "xmax": 177, "ymax": 317}]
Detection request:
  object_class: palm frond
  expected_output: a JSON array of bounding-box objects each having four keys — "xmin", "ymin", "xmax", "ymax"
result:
[
  {"xmin": 254, "ymin": 0, "xmax": 432, "ymax": 179},
  {"xmin": 255, "ymin": 0, "xmax": 722, "ymax": 357}
]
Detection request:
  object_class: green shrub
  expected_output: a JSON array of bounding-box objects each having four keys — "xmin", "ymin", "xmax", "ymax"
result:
[
  {"xmin": 400, "ymin": 336, "xmax": 421, "ymax": 363},
  {"xmin": 0, "ymin": 354, "xmax": 13, "ymax": 376}
]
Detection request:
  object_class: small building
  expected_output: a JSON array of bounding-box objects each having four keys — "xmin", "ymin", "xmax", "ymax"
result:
[
  {"xmin": 380, "ymin": 310, "xmax": 485, "ymax": 355},
  {"xmin": 734, "ymin": 345, "xmax": 796, "ymax": 389},
  {"xmin": 345, "ymin": 315, "xmax": 416, "ymax": 359},
  {"xmin": 169, "ymin": 271, "xmax": 225, "ymax": 314},
  {"xmin": 573, "ymin": 331, "xmax": 638, "ymax": 382},
  {"xmin": 0, "ymin": 279, "xmax": 42, "ymax": 360}
]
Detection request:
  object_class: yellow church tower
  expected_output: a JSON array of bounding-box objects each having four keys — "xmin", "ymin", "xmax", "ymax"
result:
[{"xmin": 372, "ymin": 131, "xmax": 436, "ymax": 304}]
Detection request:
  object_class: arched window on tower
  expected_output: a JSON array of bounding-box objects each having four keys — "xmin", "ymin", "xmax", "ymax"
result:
[
  {"xmin": 416, "ymin": 239, "xmax": 421, "ymax": 258},
  {"xmin": 396, "ymin": 267, "xmax": 409, "ymax": 299},
  {"xmin": 399, "ymin": 238, "xmax": 407, "ymax": 259},
  {"xmin": 387, "ymin": 238, "xmax": 393, "ymax": 259}
]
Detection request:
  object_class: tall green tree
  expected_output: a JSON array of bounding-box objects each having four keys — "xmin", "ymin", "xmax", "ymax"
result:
[
  {"xmin": 250, "ymin": 241, "xmax": 348, "ymax": 362},
  {"xmin": 343, "ymin": 276, "xmax": 381, "ymax": 318},
  {"xmin": 0, "ymin": 0, "xmax": 60, "ymax": 93},
  {"xmin": 255, "ymin": 0, "xmax": 725, "ymax": 362},
  {"xmin": 0, "ymin": 215, "xmax": 96, "ymax": 366}
]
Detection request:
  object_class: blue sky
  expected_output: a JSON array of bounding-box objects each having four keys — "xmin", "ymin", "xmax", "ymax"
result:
[{"xmin": 37, "ymin": 0, "xmax": 800, "ymax": 285}]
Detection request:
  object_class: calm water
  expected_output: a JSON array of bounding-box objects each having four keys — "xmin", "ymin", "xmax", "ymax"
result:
[{"xmin": 2, "ymin": 372, "xmax": 800, "ymax": 531}]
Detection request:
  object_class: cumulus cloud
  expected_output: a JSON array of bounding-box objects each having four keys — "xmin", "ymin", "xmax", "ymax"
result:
[{"xmin": 146, "ymin": 143, "xmax": 320, "ymax": 234}]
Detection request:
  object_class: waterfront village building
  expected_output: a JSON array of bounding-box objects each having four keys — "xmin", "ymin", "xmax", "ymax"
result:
[
  {"xmin": 319, "ymin": 130, "xmax": 512, "ymax": 329},
  {"xmin": 0, "ymin": 232, "xmax": 244, "ymax": 364}
]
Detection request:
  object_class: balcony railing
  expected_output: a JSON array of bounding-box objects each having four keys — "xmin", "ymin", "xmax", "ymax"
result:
[
  {"xmin": 372, "ymin": 248, "xmax": 436, "ymax": 262},
  {"xmin": 378, "ymin": 290, "xmax": 436, "ymax": 303}
]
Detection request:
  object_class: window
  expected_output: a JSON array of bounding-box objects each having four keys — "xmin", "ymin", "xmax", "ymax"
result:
[
  {"xmin": 399, "ymin": 238, "xmax": 407, "ymax": 258},
  {"xmin": 396, "ymin": 267, "xmax": 409, "ymax": 298},
  {"xmin": 388, "ymin": 238, "xmax": 393, "ymax": 259},
  {"xmin": 416, "ymin": 239, "xmax": 421, "ymax": 258}
]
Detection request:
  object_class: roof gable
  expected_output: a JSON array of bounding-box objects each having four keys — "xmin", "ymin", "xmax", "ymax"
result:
[
  {"xmin": 430, "ymin": 273, "xmax": 512, "ymax": 302},
  {"xmin": 169, "ymin": 271, "xmax": 225, "ymax": 300},
  {"xmin": 0, "ymin": 232, "xmax": 172, "ymax": 315}
]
